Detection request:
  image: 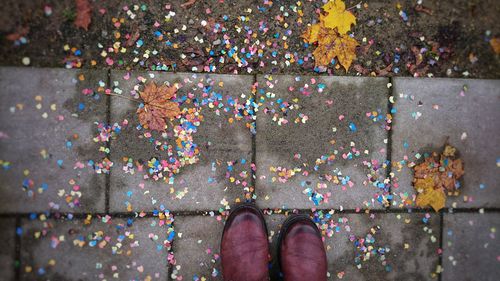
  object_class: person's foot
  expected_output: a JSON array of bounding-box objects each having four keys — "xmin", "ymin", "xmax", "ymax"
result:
[
  {"xmin": 279, "ymin": 214, "xmax": 327, "ymax": 281},
  {"xmin": 220, "ymin": 203, "xmax": 270, "ymax": 281}
]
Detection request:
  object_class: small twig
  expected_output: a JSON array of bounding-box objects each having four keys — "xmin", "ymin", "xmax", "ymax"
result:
[
  {"xmin": 181, "ymin": 0, "xmax": 196, "ymax": 9},
  {"xmin": 346, "ymin": 1, "xmax": 362, "ymax": 11}
]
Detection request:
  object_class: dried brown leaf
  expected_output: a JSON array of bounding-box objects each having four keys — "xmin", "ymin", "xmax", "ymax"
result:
[
  {"xmin": 136, "ymin": 82, "xmax": 181, "ymax": 132},
  {"xmin": 74, "ymin": 0, "xmax": 92, "ymax": 31},
  {"xmin": 412, "ymin": 144, "xmax": 464, "ymax": 211}
]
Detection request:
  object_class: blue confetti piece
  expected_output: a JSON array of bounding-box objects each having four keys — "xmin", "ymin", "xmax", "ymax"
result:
[
  {"xmin": 349, "ymin": 122, "xmax": 357, "ymax": 132},
  {"xmin": 400, "ymin": 11, "xmax": 408, "ymax": 22},
  {"xmin": 167, "ymin": 231, "xmax": 175, "ymax": 241},
  {"xmin": 57, "ymin": 159, "xmax": 63, "ymax": 167}
]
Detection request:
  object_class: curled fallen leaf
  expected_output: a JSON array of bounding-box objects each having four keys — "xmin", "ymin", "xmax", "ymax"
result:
[
  {"xmin": 181, "ymin": 47, "xmax": 206, "ymax": 66},
  {"xmin": 74, "ymin": 0, "xmax": 92, "ymax": 31},
  {"xmin": 376, "ymin": 63, "xmax": 393, "ymax": 76},
  {"xmin": 490, "ymin": 38, "xmax": 500, "ymax": 54},
  {"xmin": 181, "ymin": 0, "xmax": 197, "ymax": 9},
  {"xmin": 353, "ymin": 64, "xmax": 369, "ymax": 75},
  {"xmin": 6, "ymin": 26, "xmax": 29, "ymax": 41},
  {"xmin": 126, "ymin": 30, "xmax": 141, "ymax": 47},
  {"xmin": 137, "ymin": 82, "xmax": 181, "ymax": 132},
  {"xmin": 414, "ymin": 4, "xmax": 433, "ymax": 15}
]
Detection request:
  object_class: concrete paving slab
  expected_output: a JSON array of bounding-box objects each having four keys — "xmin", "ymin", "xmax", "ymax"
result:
[
  {"xmin": 255, "ymin": 75, "xmax": 390, "ymax": 209},
  {"xmin": 108, "ymin": 71, "xmax": 254, "ymax": 212},
  {"xmin": 266, "ymin": 211, "xmax": 440, "ymax": 281},
  {"xmin": 172, "ymin": 210, "xmax": 439, "ymax": 281},
  {"xmin": 326, "ymin": 212, "xmax": 440, "ymax": 280},
  {"xmin": 171, "ymin": 215, "xmax": 224, "ymax": 280},
  {"xmin": 0, "ymin": 218, "xmax": 16, "ymax": 281},
  {"xmin": 0, "ymin": 67, "xmax": 107, "ymax": 213},
  {"xmin": 442, "ymin": 213, "xmax": 500, "ymax": 281},
  {"xmin": 391, "ymin": 78, "xmax": 500, "ymax": 208},
  {"xmin": 20, "ymin": 216, "xmax": 170, "ymax": 281}
]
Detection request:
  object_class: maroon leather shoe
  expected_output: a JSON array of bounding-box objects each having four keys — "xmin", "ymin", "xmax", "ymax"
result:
[
  {"xmin": 278, "ymin": 214, "xmax": 327, "ymax": 281},
  {"xmin": 221, "ymin": 203, "xmax": 270, "ymax": 281}
]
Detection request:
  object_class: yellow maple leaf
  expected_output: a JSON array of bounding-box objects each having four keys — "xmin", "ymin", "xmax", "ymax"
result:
[
  {"xmin": 416, "ymin": 188, "xmax": 446, "ymax": 212},
  {"xmin": 333, "ymin": 34, "xmax": 358, "ymax": 71},
  {"xmin": 414, "ymin": 177, "xmax": 446, "ymax": 212},
  {"xmin": 321, "ymin": 0, "xmax": 356, "ymax": 34},
  {"xmin": 311, "ymin": 25, "xmax": 338, "ymax": 66},
  {"xmin": 301, "ymin": 0, "xmax": 358, "ymax": 71},
  {"xmin": 302, "ymin": 24, "xmax": 321, "ymax": 43},
  {"xmin": 312, "ymin": 44, "xmax": 334, "ymax": 67},
  {"xmin": 309, "ymin": 25, "xmax": 358, "ymax": 71},
  {"xmin": 414, "ymin": 177, "xmax": 435, "ymax": 193}
]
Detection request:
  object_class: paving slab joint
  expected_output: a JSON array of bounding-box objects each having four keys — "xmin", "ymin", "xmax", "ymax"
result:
[
  {"xmin": 251, "ymin": 73, "xmax": 258, "ymax": 202},
  {"xmin": 438, "ymin": 210, "xmax": 444, "ymax": 281},
  {"xmin": 14, "ymin": 216, "xmax": 21, "ymax": 281},
  {"xmin": 105, "ymin": 68, "xmax": 112, "ymax": 214},
  {"xmin": 386, "ymin": 76, "xmax": 394, "ymax": 210}
]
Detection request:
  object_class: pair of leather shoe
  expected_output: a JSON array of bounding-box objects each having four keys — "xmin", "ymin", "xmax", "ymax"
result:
[{"xmin": 220, "ymin": 203, "xmax": 327, "ymax": 281}]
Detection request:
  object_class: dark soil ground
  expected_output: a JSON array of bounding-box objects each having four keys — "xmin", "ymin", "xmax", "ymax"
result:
[{"xmin": 0, "ymin": 0, "xmax": 499, "ymax": 78}]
